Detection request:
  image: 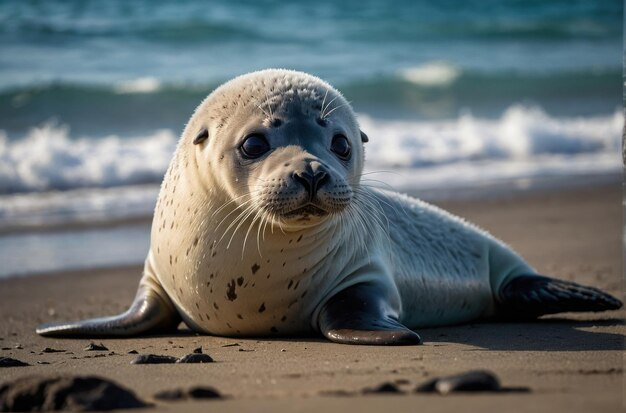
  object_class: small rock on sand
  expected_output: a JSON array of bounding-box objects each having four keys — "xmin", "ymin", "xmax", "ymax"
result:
[
  {"xmin": 415, "ymin": 370, "xmax": 501, "ymax": 394},
  {"xmin": 176, "ymin": 354, "xmax": 214, "ymax": 364},
  {"xmin": 130, "ymin": 354, "xmax": 177, "ymax": 365},
  {"xmin": 362, "ymin": 382, "xmax": 402, "ymax": 394},
  {"xmin": 154, "ymin": 386, "xmax": 221, "ymax": 401},
  {"xmin": 0, "ymin": 375, "xmax": 147, "ymax": 411},
  {"xmin": 84, "ymin": 342, "xmax": 109, "ymax": 352},
  {"xmin": 41, "ymin": 348, "xmax": 65, "ymax": 354},
  {"xmin": 0, "ymin": 357, "xmax": 29, "ymax": 368}
]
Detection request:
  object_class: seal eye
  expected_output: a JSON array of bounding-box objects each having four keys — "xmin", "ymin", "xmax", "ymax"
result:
[
  {"xmin": 240, "ymin": 134, "xmax": 270, "ymax": 159},
  {"xmin": 330, "ymin": 134, "xmax": 351, "ymax": 160}
]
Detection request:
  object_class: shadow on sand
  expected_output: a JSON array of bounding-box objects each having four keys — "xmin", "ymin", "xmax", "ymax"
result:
[{"xmin": 421, "ymin": 318, "xmax": 624, "ymax": 352}]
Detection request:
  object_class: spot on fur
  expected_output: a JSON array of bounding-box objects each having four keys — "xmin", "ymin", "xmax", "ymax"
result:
[
  {"xmin": 258, "ymin": 303, "xmax": 266, "ymax": 313},
  {"xmin": 251, "ymin": 263, "xmax": 260, "ymax": 274},
  {"xmin": 226, "ymin": 280, "xmax": 237, "ymax": 301}
]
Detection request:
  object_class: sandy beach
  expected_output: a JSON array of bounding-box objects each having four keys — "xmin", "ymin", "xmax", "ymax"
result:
[{"xmin": 0, "ymin": 184, "xmax": 623, "ymax": 412}]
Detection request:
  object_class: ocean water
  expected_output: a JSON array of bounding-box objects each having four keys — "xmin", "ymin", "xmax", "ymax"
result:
[{"xmin": 0, "ymin": 0, "xmax": 622, "ymax": 276}]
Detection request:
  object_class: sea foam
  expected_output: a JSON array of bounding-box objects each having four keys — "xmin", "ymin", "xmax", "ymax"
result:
[
  {"xmin": 399, "ymin": 62, "xmax": 461, "ymax": 87},
  {"xmin": 0, "ymin": 106, "xmax": 621, "ymax": 231},
  {"xmin": 0, "ymin": 123, "xmax": 176, "ymax": 194},
  {"xmin": 0, "ymin": 106, "xmax": 620, "ymax": 195}
]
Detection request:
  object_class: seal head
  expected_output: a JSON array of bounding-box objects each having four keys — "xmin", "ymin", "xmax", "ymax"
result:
[{"xmin": 191, "ymin": 70, "xmax": 364, "ymax": 229}]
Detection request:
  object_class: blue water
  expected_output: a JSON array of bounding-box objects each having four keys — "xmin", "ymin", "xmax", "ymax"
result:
[
  {"xmin": 0, "ymin": 0, "xmax": 621, "ymax": 136},
  {"xmin": 0, "ymin": 0, "xmax": 622, "ymax": 276}
]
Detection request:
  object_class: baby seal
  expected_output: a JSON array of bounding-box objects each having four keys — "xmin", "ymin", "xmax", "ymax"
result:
[{"xmin": 37, "ymin": 69, "xmax": 622, "ymax": 345}]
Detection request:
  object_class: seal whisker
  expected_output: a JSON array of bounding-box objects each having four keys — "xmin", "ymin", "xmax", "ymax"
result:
[
  {"xmin": 323, "ymin": 101, "xmax": 351, "ymax": 119},
  {"xmin": 320, "ymin": 88, "xmax": 329, "ymax": 119},
  {"xmin": 211, "ymin": 191, "xmax": 256, "ymax": 219},
  {"xmin": 242, "ymin": 207, "xmax": 265, "ymax": 259},
  {"xmin": 226, "ymin": 201, "xmax": 262, "ymax": 250},
  {"xmin": 321, "ymin": 94, "xmax": 340, "ymax": 119},
  {"xmin": 218, "ymin": 201, "xmax": 258, "ymax": 247},
  {"xmin": 358, "ymin": 178, "xmax": 397, "ymax": 192},
  {"xmin": 256, "ymin": 213, "xmax": 266, "ymax": 254},
  {"xmin": 213, "ymin": 195, "xmax": 258, "ymax": 232},
  {"xmin": 355, "ymin": 183, "xmax": 409, "ymax": 219},
  {"xmin": 351, "ymin": 195, "xmax": 391, "ymax": 247}
]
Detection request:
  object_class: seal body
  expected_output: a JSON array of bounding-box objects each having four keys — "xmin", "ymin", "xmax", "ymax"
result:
[{"xmin": 37, "ymin": 69, "xmax": 622, "ymax": 344}]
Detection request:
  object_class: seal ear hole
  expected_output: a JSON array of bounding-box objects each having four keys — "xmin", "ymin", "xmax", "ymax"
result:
[
  {"xmin": 360, "ymin": 130, "xmax": 369, "ymax": 143},
  {"xmin": 193, "ymin": 128, "xmax": 209, "ymax": 145}
]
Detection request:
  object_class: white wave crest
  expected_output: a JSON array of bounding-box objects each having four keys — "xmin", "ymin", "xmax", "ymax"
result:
[
  {"xmin": 114, "ymin": 77, "xmax": 162, "ymax": 94},
  {"xmin": 0, "ymin": 106, "xmax": 621, "ymax": 195},
  {"xmin": 399, "ymin": 62, "xmax": 461, "ymax": 87},
  {"xmin": 359, "ymin": 105, "xmax": 622, "ymax": 169},
  {"xmin": 0, "ymin": 123, "xmax": 176, "ymax": 193}
]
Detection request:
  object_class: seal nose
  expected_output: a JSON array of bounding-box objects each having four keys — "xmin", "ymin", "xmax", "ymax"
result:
[{"xmin": 294, "ymin": 162, "xmax": 329, "ymax": 199}]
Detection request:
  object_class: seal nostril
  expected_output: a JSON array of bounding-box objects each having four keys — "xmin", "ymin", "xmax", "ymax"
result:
[
  {"xmin": 312, "ymin": 171, "xmax": 329, "ymax": 195},
  {"xmin": 294, "ymin": 170, "xmax": 328, "ymax": 199},
  {"xmin": 293, "ymin": 172, "xmax": 313, "ymax": 196}
]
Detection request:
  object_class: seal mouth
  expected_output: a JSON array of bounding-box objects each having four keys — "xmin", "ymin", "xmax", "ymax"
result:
[{"xmin": 283, "ymin": 204, "xmax": 328, "ymax": 218}]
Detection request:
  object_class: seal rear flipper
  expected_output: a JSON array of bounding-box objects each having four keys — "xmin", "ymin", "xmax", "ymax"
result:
[
  {"xmin": 497, "ymin": 274, "xmax": 623, "ymax": 319},
  {"xmin": 36, "ymin": 275, "xmax": 181, "ymax": 337},
  {"xmin": 318, "ymin": 283, "xmax": 422, "ymax": 345}
]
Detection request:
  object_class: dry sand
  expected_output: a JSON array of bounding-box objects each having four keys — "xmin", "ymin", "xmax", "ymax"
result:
[{"xmin": 0, "ymin": 185, "xmax": 623, "ymax": 412}]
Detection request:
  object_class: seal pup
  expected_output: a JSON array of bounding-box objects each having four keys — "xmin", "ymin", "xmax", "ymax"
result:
[{"xmin": 37, "ymin": 69, "xmax": 622, "ymax": 345}]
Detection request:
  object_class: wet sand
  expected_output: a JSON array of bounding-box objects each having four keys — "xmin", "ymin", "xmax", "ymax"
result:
[{"xmin": 0, "ymin": 185, "xmax": 623, "ymax": 412}]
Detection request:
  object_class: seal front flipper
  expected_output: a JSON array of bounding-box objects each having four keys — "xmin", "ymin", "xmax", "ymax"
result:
[
  {"xmin": 36, "ymin": 273, "xmax": 181, "ymax": 337},
  {"xmin": 497, "ymin": 274, "xmax": 623, "ymax": 320},
  {"xmin": 318, "ymin": 283, "xmax": 422, "ymax": 345}
]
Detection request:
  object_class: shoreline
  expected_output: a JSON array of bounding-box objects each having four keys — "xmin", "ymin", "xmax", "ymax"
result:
[
  {"xmin": 0, "ymin": 183, "xmax": 623, "ymax": 412},
  {"xmin": 0, "ymin": 174, "xmax": 621, "ymax": 279}
]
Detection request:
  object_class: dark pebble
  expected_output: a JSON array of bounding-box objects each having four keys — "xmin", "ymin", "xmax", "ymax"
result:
[
  {"xmin": 128, "ymin": 350, "xmax": 138, "ymax": 354},
  {"xmin": 238, "ymin": 349, "xmax": 254, "ymax": 352},
  {"xmin": 14, "ymin": 345, "xmax": 23, "ymax": 350},
  {"xmin": 1, "ymin": 348, "xmax": 10, "ymax": 351},
  {"xmin": 130, "ymin": 354, "xmax": 177, "ymax": 365},
  {"xmin": 416, "ymin": 370, "xmax": 501, "ymax": 394},
  {"xmin": 192, "ymin": 347, "xmax": 202, "ymax": 354},
  {"xmin": 36, "ymin": 361, "xmax": 51, "ymax": 365},
  {"xmin": 187, "ymin": 386, "xmax": 221, "ymax": 399},
  {"xmin": 153, "ymin": 386, "xmax": 221, "ymax": 401},
  {"xmin": 154, "ymin": 388, "xmax": 185, "ymax": 401},
  {"xmin": 176, "ymin": 354, "xmax": 214, "ymax": 364},
  {"xmin": 0, "ymin": 357, "xmax": 29, "ymax": 367},
  {"xmin": 319, "ymin": 389, "xmax": 357, "ymax": 397},
  {"xmin": 84, "ymin": 342, "xmax": 109, "ymax": 352},
  {"xmin": 221, "ymin": 343, "xmax": 239, "ymax": 347},
  {"xmin": 0, "ymin": 375, "xmax": 147, "ymax": 411},
  {"xmin": 362, "ymin": 382, "xmax": 403, "ymax": 394},
  {"xmin": 41, "ymin": 348, "xmax": 65, "ymax": 353}
]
